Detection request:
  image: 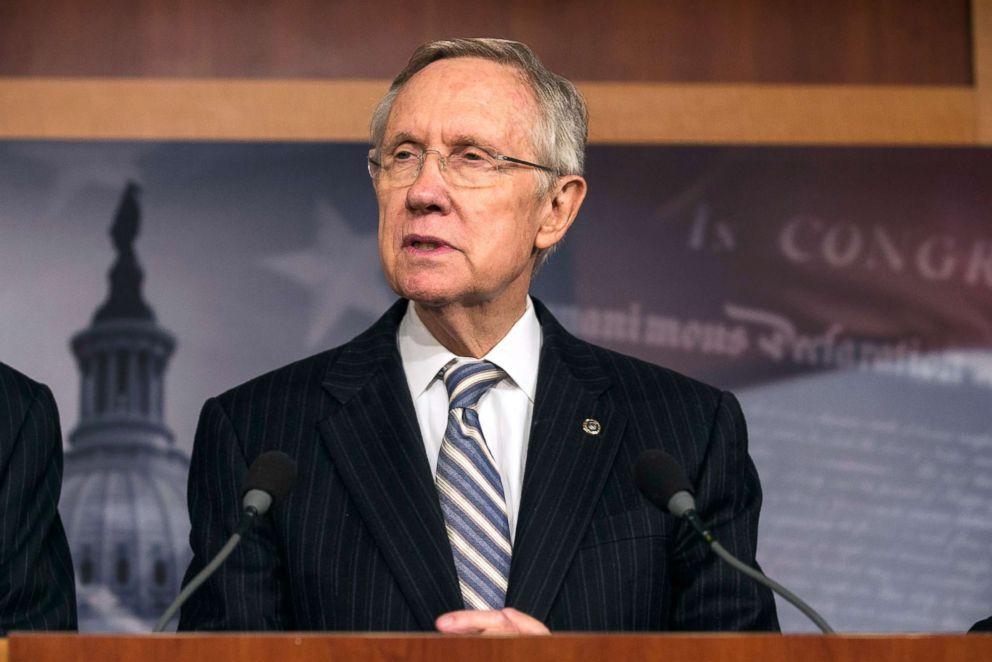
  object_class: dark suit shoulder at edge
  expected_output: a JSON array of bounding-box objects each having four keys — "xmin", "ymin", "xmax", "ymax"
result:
[
  {"xmin": 0, "ymin": 361, "xmax": 55, "ymax": 432},
  {"xmin": 0, "ymin": 360, "xmax": 47, "ymax": 397}
]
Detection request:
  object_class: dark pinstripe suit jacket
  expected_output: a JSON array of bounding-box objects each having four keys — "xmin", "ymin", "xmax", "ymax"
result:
[
  {"xmin": 0, "ymin": 362, "xmax": 77, "ymax": 634},
  {"xmin": 179, "ymin": 299, "xmax": 778, "ymax": 631}
]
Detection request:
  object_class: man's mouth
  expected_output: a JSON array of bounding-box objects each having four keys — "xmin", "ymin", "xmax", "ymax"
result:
[{"xmin": 405, "ymin": 236, "xmax": 452, "ymax": 252}]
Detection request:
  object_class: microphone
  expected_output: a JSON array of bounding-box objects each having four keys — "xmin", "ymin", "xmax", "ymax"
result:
[
  {"xmin": 241, "ymin": 450, "xmax": 297, "ymax": 518},
  {"xmin": 634, "ymin": 449, "xmax": 835, "ymax": 634},
  {"xmin": 153, "ymin": 451, "xmax": 297, "ymax": 632}
]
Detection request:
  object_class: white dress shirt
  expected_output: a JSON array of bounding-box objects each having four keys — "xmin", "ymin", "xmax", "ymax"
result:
[{"xmin": 397, "ymin": 297, "xmax": 542, "ymax": 542}]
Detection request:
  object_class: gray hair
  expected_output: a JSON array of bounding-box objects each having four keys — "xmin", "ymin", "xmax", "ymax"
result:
[{"xmin": 369, "ymin": 37, "xmax": 588, "ymax": 198}]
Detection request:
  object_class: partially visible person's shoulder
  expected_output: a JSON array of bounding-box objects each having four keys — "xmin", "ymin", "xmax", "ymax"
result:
[
  {"xmin": 0, "ymin": 360, "xmax": 44, "ymax": 395},
  {"xmin": 970, "ymin": 615, "xmax": 992, "ymax": 632},
  {"xmin": 0, "ymin": 360, "xmax": 53, "ymax": 417},
  {"xmin": 0, "ymin": 362, "xmax": 61, "ymax": 458}
]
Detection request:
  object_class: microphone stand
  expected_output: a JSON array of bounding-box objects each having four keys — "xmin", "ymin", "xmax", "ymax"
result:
[
  {"xmin": 684, "ymin": 510, "xmax": 835, "ymax": 634},
  {"xmin": 152, "ymin": 507, "xmax": 261, "ymax": 633}
]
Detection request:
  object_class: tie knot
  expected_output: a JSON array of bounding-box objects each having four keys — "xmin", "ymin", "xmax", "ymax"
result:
[{"xmin": 443, "ymin": 360, "xmax": 506, "ymax": 410}]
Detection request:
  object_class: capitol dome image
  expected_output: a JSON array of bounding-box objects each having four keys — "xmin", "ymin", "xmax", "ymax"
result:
[{"xmin": 61, "ymin": 182, "xmax": 191, "ymax": 631}]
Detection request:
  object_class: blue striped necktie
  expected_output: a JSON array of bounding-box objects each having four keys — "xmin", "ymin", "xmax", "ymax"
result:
[{"xmin": 436, "ymin": 359, "xmax": 512, "ymax": 610}]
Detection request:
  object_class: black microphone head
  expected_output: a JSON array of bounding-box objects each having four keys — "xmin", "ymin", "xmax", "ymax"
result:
[
  {"xmin": 634, "ymin": 449, "xmax": 693, "ymax": 511},
  {"xmin": 241, "ymin": 450, "xmax": 297, "ymax": 500}
]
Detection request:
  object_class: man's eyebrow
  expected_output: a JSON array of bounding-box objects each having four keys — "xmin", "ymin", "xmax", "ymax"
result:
[
  {"xmin": 382, "ymin": 133, "xmax": 497, "ymax": 152},
  {"xmin": 382, "ymin": 133, "xmax": 421, "ymax": 151},
  {"xmin": 449, "ymin": 135, "xmax": 492, "ymax": 149}
]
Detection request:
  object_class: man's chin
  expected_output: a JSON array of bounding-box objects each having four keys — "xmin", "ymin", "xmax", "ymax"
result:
[
  {"xmin": 408, "ymin": 294, "xmax": 461, "ymax": 310},
  {"xmin": 390, "ymin": 273, "xmax": 463, "ymax": 305},
  {"xmin": 405, "ymin": 290, "xmax": 495, "ymax": 312},
  {"xmin": 398, "ymin": 286, "xmax": 460, "ymax": 309}
]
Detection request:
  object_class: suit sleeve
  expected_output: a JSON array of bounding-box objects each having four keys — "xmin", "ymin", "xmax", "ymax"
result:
[
  {"xmin": 0, "ymin": 382, "xmax": 77, "ymax": 634},
  {"xmin": 178, "ymin": 397, "xmax": 290, "ymax": 630},
  {"xmin": 668, "ymin": 391, "xmax": 780, "ymax": 631}
]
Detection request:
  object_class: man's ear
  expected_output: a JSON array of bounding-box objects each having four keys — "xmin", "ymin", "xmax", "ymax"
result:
[{"xmin": 534, "ymin": 175, "xmax": 587, "ymax": 251}]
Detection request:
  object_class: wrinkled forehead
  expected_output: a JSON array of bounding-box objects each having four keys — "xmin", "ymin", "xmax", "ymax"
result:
[{"xmin": 384, "ymin": 57, "xmax": 541, "ymax": 151}]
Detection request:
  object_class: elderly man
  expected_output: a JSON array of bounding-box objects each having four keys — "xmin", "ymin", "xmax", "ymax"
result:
[
  {"xmin": 179, "ymin": 38, "xmax": 778, "ymax": 633},
  {"xmin": 0, "ymin": 362, "xmax": 77, "ymax": 633}
]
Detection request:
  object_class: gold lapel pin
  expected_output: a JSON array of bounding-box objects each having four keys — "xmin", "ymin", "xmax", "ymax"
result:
[{"xmin": 581, "ymin": 418, "xmax": 602, "ymax": 436}]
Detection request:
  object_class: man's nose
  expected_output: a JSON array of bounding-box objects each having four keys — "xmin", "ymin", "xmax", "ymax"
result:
[{"xmin": 406, "ymin": 151, "xmax": 452, "ymax": 213}]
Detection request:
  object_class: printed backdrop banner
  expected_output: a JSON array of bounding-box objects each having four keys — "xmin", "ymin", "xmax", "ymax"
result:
[{"xmin": 0, "ymin": 142, "xmax": 989, "ymax": 632}]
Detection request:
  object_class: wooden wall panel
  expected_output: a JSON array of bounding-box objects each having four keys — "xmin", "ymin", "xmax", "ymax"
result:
[
  {"xmin": 0, "ymin": 1, "xmax": 987, "ymax": 145},
  {"xmin": 976, "ymin": 0, "xmax": 992, "ymax": 142},
  {"xmin": 0, "ymin": 0, "xmax": 973, "ymax": 85},
  {"xmin": 0, "ymin": 79, "xmax": 975, "ymax": 145}
]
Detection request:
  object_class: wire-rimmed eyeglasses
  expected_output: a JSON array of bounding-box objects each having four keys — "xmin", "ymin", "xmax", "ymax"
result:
[{"xmin": 368, "ymin": 145, "xmax": 558, "ymax": 188}]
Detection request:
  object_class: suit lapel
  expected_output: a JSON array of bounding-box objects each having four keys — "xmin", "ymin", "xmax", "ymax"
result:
[
  {"xmin": 506, "ymin": 301, "xmax": 627, "ymax": 622},
  {"xmin": 317, "ymin": 301, "xmax": 462, "ymax": 630}
]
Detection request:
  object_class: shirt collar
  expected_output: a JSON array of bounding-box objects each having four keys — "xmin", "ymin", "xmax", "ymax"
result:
[{"xmin": 397, "ymin": 297, "xmax": 542, "ymax": 402}]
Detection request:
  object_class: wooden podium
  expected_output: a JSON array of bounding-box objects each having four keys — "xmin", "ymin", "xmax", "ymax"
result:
[{"xmin": 5, "ymin": 633, "xmax": 992, "ymax": 662}]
